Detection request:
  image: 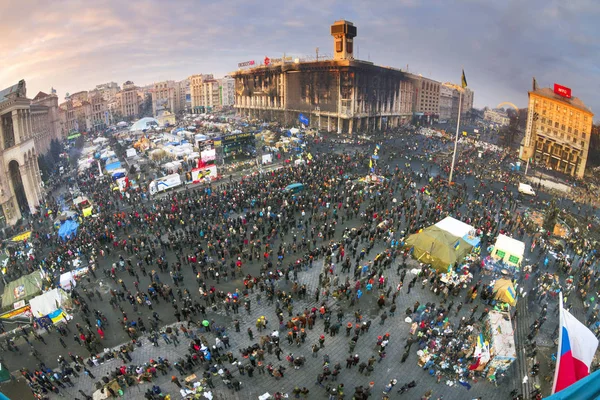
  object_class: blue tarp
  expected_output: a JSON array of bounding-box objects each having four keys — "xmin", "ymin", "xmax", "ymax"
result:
[
  {"xmin": 545, "ymin": 369, "xmax": 600, "ymax": 399},
  {"xmin": 105, "ymin": 161, "xmax": 121, "ymax": 172},
  {"xmin": 58, "ymin": 219, "xmax": 79, "ymax": 241}
]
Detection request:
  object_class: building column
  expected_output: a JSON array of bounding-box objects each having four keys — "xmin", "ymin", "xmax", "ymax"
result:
[
  {"xmin": 20, "ymin": 163, "xmax": 37, "ymax": 214},
  {"xmin": 337, "ymin": 117, "xmax": 342, "ymax": 134},
  {"xmin": 378, "ymin": 117, "xmax": 382, "ymax": 131},
  {"xmin": 26, "ymin": 111, "xmax": 33, "ymax": 140},
  {"xmin": 348, "ymin": 119, "xmax": 353, "ymax": 134},
  {"xmin": 32, "ymin": 156, "xmax": 43, "ymax": 203},
  {"xmin": 11, "ymin": 110, "xmax": 21, "ymax": 144}
]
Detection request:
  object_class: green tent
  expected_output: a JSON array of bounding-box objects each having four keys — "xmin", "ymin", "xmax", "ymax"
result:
[
  {"xmin": 1, "ymin": 271, "xmax": 43, "ymax": 309},
  {"xmin": 405, "ymin": 225, "xmax": 473, "ymax": 271}
]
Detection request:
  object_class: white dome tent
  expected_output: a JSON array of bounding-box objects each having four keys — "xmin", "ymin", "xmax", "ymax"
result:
[{"xmin": 129, "ymin": 117, "xmax": 159, "ymax": 132}]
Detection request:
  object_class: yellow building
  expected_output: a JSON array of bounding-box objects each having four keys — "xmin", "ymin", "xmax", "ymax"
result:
[{"xmin": 521, "ymin": 86, "xmax": 593, "ymax": 178}]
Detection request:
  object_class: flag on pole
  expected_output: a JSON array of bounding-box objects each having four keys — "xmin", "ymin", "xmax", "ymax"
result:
[
  {"xmin": 461, "ymin": 69, "xmax": 468, "ymax": 89},
  {"xmin": 553, "ymin": 295, "xmax": 599, "ymax": 394}
]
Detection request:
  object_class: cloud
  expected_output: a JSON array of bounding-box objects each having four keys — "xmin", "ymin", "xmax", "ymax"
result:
[{"xmin": 0, "ymin": 0, "xmax": 598, "ymax": 116}]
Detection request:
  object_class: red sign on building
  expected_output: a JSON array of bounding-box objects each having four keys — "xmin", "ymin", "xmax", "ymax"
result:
[
  {"xmin": 554, "ymin": 84, "xmax": 572, "ymax": 98},
  {"xmin": 264, "ymin": 56, "xmax": 271, "ymax": 66}
]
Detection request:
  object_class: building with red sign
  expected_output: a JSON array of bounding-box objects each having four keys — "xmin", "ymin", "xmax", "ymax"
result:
[{"xmin": 521, "ymin": 85, "xmax": 593, "ymax": 178}]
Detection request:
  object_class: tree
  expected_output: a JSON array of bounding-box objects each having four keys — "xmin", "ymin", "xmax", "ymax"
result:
[
  {"xmin": 543, "ymin": 198, "xmax": 559, "ymax": 233},
  {"xmin": 37, "ymin": 154, "xmax": 50, "ymax": 182},
  {"xmin": 139, "ymin": 94, "xmax": 153, "ymax": 118}
]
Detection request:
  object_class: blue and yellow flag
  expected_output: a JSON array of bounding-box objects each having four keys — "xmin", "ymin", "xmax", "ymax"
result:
[
  {"xmin": 461, "ymin": 69, "xmax": 468, "ymax": 89},
  {"xmin": 506, "ymin": 285, "xmax": 517, "ymax": 304}
]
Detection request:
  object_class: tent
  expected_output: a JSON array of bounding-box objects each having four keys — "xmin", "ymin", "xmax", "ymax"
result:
[
  {"xmin": 1, "ymin": 271, "xmax": 43, "ymax": 308},
  {"xmin": 58, "ymin": 219, "xmax": 79, "ymax": 241},
  {"xmin": 405, "ymin": 226, "xmax": 474, "ymax": 271},
  {"xmin": 486, "ymin": 310, "xmax": 517, "ymax": 373},
  {"xmin": 493, "ymin": 279, "xmax": 517, "ymax": 306},
  {"xmin": 545, "ymin": 369, "xmax": 600, "ymax": 399},
  {"xmin": 435, "ymin": 216, "xmax": 474, "ymax": 238},
  {"xmin": 491, "ymin": 234, "xmax": 525, "ymax": 266},
  {"xmin": 29, "ymin": 288, "xmax": 70, "ymax": 317},
  {"xmin": 129, "ymin": 117, "xmax": 159, "ymax": 132}
]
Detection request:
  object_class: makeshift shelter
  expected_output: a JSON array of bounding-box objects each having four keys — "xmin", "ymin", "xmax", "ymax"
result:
[
  {"xmin": 484, "ymin": 310, "xmax": 516, "ymax": 375},
  {"xmin": 1, "ymin": 271, "xmax": 43, "ymax": 308},
  {"xmin": 405, "ymin": 226, "xmax": 473, "ymax": 271},
  {"xmin": 493, "ymin": 279, "xmax": 517, "ymax": 306},
  {"xmin": 29, "ymin": 288, "xmax": 71, "ymax": 320},
  {"xmin": 58, "ymin": 219, "xmax": 79, "ymax": 241},
  {"xmin": 129, "ymin": 117, "xmax": 158, "ymax": 132},
  {"xmin": 491, "ymin": 234, "xmax": 525, "ymax": 266}
]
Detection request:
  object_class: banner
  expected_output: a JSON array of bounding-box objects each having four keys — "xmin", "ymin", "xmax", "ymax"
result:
[
  {"xmin": 186, "ymin": 165, "xmax": 218, "ymax": 183},
  {"xmin": 11, "ymin": 231, "xmax": 32, "ymax": 242},
  {"xmin": 0, "ymin": 305, "xmax": 31, "ymax": 320},
  {"xmin": 201, "ymin": 149, "xmax": 216, "ymax": 162},
  {"xmin": 299, "ymin": 114, "xmax": 309, "ymax": 125}
]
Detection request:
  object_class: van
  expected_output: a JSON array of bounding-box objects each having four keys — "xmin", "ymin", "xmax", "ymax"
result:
[
  {"xmin": 284, "ymin": 183, "xmax": 305, "ymax": 194},
  {"xmin": 518, "ymin": 183, "xmax": 535, "ymax": 196}
]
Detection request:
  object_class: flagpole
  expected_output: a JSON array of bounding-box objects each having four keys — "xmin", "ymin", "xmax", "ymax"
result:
[
  {"xmin": 448, "ymin": 89, "xmax": 463, "ymax": 184},
  {"xmin": 552, "ymin": 291, "xmax": 564, "ymax": 394}
]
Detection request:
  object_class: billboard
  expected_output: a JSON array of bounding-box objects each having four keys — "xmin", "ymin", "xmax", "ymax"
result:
[
  {"xmin": 238, "ymin": 60, "xmax": 255, "ymax": 68},
  {"xmin": 554, "ymin": 84, "xmax": 572, "ymax": 98},
  {"xmin": 185, "ymin": 165, "xmax": 217, "ymax": 183},
  {"xmin": 200, "ymin": 148, "xmax": 216, "ymax": 162}
]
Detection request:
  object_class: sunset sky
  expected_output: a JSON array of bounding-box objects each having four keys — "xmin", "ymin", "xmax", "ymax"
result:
[{"xmin": 1, "ymin": 0, "xmax": 598, "ymax": 113}]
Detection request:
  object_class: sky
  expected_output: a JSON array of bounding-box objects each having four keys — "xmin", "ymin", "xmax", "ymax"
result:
[{"xmin": 1, "ymin": 0, "xmax": 599, "ymax": 114}]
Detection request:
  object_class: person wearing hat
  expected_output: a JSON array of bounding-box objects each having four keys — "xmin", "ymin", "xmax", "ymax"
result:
[
  {"xmin": 346, "ymin": 323, "xmax": 353, "ymax": 336},
  {"xmin": 383, "ymin": 379, "xmax": 397, "ymax": 394},
  {"xmin": 318, "ymin": 335, "xmax": 325, "ymax": 348}
]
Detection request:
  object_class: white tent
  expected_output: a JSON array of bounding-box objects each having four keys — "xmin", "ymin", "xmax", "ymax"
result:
[
  {"xmin": 29, "ymin": 288, "xmax": 70, "ymax": 317},
  {"xmin": 435, "ymin": 216, "xmax": 474, "ymax": 238},
  {"xmin": 492, "ymin": 234, "xmax": 525, "ymax": 266},
  {"xmin": 92, "ymin": 137, "xmax": 108, "ymax": 144},
  {"xmin": 117, "ymin": 121, "xmax": 128, "ymax": 127},
  {"xmin": 60, "ymin": 271, "xmax": 77, "ymax": 290}
]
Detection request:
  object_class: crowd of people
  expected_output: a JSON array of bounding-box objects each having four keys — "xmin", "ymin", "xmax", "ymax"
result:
[{"xmin": 0, "ymin": 126, "xmax": 598, "ymax": 400}]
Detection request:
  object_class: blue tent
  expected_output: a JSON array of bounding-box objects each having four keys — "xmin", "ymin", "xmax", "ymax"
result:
[
  {"xmin": 105, "ymin": 161, "xmax": 121, "ymax": 172},
  {"xmin": 545, "ymin": 369, "xmax": 600, "ymax": 399},
  {"xmin": 58, "ymin": 219, "xmax": 79, "ymax": 241}
]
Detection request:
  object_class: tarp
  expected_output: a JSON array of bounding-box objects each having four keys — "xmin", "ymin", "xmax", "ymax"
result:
[
  {"xmin": 487, "ymin": 310, "xmax": 516, "ymax": 361},
  {"xmin": 105, "ymin": 161, "xmax": 121, "ymax": 172},
  {"xmin": 58, "ymin": 219, "xmax": 79, "ymax": 241},
  {"xmin": 492, "ymin": 234, "xmax": 525, "ymax": 266},
  {"xmin": 1, "ymin": 271, "xmax": 43, "ymax": 307},
  {"xmin": 545, "ymin": 369, "xmax": 600, "ymax": 399},
  {"xmin": 405, "ymin": 226, "xmax": 473, "ymax": 271},
  {"xmin": 435, "ymin": 216, "xmax": 474, "ymax": 238},
  {"xmin": 29, "ymin": 288, "xmax": 70, "ymax": 317},
  {"xmin": 60, "ymin": 271, "xmax": 76, "ymax": 290},
  {"xmin": 493, "ymin": 279, "xmax": 517, "ymax": 306}
]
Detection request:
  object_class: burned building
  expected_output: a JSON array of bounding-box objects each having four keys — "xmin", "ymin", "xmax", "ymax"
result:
[{"xmin": 231, "ymin": 20, "xmax": 414, "ymax": 133}]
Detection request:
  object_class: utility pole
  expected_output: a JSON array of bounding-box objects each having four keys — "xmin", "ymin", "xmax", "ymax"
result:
[{"xmin": 316, "ymin": 47, "xmax": 319, "ymax": 62}]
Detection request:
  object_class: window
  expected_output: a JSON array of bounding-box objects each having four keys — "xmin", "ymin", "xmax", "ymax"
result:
[
  {"xmin": 581, "ymin": 140, "xmax": 585, "ymax": 146},
  {"xmin": 541, "ymin": 118, "xmax": 546, "ymax": 123},
  {"xmin": 575, "ymin": 129, "xmax": 579, "ymax": 135},
  {"xmin": 582, "ymin": 132, "xmax": 586, "ymax": 139},
  {"xmin": 568, "ymin": 127, "xmax": 572, "ymax": 133},
  {"xmin": 555, "ymin": 122, "xmax": 559, "ymax": 128},
  {"xmin": 561, "ymin": 125, "xmax": 565, "ymax": 131}
]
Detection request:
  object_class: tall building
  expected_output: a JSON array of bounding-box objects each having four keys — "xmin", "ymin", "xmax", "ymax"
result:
[
  {"xmin": 521, "ymin": 84, "xmax": 593, "ymax": 178},
  {"xmin": 174, "ymin": 78, "xmax": 190, "ymax": 113},
  {"xmin": 89, "ymin": 90, "xmax": 110, "ymax": 130},
  {"xmin": 232, "ymin": 20, "xmax": 414, "ymax": 133},
  {"xmin": 94, "ymin": 82, "xmax": 120, "ymax": 102},
  {"xmin": 0, "ymin": 80, "xmax": 44, "ymax": 227},
  {"xmin": 407, "ymin": 74, "xmax": 441, "ymax": 120},
  {"xmin": 439, "ymin": 85, "xmax": 458, "ymax": 121},
  {"xmin": 219, "ymin": 76, "xmax": 235, "ymax": 107},
  {"xmin": 151, "ymin": 80, "xmax": 176, "ymax": 116},
  {"xmin": 189, "ymin": 74, "xmax": 214, "ymax": 113},
  {"xmin": 31, "ymin": 90, "xmax": 61, "ymax": 153},
  {"xmin": 116, "ymin": 81, "xmax": 140, "ymax": 119}
]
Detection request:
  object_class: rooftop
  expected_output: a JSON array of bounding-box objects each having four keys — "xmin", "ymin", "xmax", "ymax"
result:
[
  {"xmin": 0, "ymin": 80, "xmax": 26, "ymax": 103},
  {"xmin": 530, "ymin": 87, "xmax": 593, "ymax": 115}
]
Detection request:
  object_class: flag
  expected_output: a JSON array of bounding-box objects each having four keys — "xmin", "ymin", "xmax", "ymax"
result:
[
  {"xmin": 505, "ymin": 285, "xmax": 517, "ymax": 304},
  {"xmin": 553, "ymin": 300, "xmax": 599, "ymax": 394},
  {"xmin": 369, "ymin": 159, "xmax": 372, "ymax": 168},
  {"xmin": 461, "ymin": 69, "xmax": 468, "ymax": 89}
]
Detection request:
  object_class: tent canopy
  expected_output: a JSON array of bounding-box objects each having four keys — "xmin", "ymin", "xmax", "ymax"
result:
[
  {"xmin": 1, "ymin": 271, "xmax": 43, "ymax": 307},
  {"xmin": 58, "ymin": 219, "xmax": 79, "ymax": 241},
  {"xmin": 492, "ymin": 234, "xmax": 525, "ymax": 266},
  {"xmin": 130, "ymin": 117, "xmax": 158, "ymax": 132},
  {"xmin": 405, "ymin": 225, "xmax": 473, "ymax": 271},
  {"xmin": 493, "ymin": 279, "xmax": 518, "ymax": 306},
  {"xmin": 488, "ymin": 310, "xmax": 516, "ymax": 359},
  {"xmin": 435, "ymin": 216, "xmax": 474, "ymax": 238},
  {"xmin": 29, "ymin": 288, "xmax": 70, "ymax": 317}
]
